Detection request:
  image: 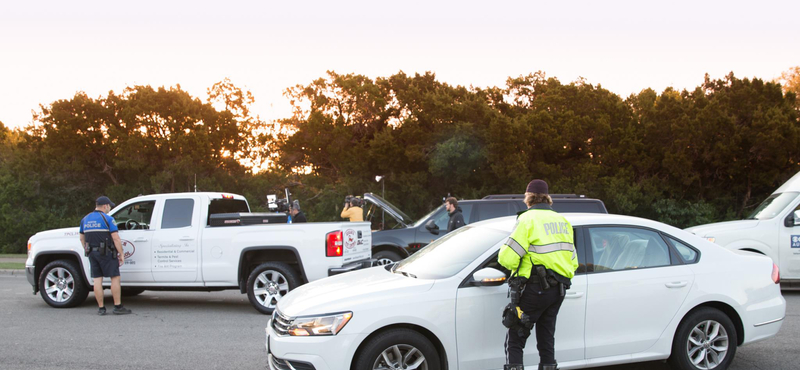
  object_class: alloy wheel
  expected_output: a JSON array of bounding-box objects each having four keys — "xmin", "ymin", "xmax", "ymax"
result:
[
  {"xmin": 372, "ymin": 344, "xmax": 427, "ymax": 370},
  {"xmin": 252, "ymin": 270, "xmax": 289, "ymax": 309},
  {"xmin": 686, "ymin": 319, "xmax": 729, "ymax": 370},
  {"xmin": 44, "ymin": 267, "xmax": 74, "ymax": 303}
]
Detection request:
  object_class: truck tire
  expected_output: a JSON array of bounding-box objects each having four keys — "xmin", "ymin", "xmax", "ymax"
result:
[
  {"xmin": 246, "ymin": 262, "xmax": 300, "ymax": 315},
  {"xmin": 121, "ymin": 288, "xmax": 146, "ymax": 297},
  {"xmin": 38, "ymin": 259, "xmax": 89, "ymax": 308},
  {"xmin": 373, "ymin": 250, "xmax": 402, "ymax": 265}
]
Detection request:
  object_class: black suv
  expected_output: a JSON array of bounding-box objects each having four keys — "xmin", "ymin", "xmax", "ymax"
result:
[{"xmin": 362, "ymin": 193, "xmax": 607, "ymax": 264}]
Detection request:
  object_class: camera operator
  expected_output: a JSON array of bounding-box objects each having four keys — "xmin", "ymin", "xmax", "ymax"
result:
[
  {"xmin": 340, "ymin": 195, "xmax": 363, "ymax": 222},
  {"xmin": 290, "ymin": 200, "xmax": 307, "ymax": 223}
]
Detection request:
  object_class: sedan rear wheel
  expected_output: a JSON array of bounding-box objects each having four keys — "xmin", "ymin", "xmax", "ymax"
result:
[{"xmin": 669, "ymin": 307, "xmax": 737, "ymax": 370}]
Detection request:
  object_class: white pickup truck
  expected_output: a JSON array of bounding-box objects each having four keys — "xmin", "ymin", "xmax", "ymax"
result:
[
  {"xmin": 687, "ymin": 171, "xmax": 800, "ymax": 289},
  {"xmin": 25, "ymin": 192, "xmax": 373, "ymax": 314}
]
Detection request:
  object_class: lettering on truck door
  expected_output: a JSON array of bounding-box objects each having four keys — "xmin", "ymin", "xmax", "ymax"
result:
[{"xmin": 152, "ymin": 197, "xmax": 201, "ymax": 282}]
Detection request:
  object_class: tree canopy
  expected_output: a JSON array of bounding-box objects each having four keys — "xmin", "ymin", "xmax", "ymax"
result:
[{"xmin": 0, "ymin": 69, "xmax": 798, "ymax": 253}]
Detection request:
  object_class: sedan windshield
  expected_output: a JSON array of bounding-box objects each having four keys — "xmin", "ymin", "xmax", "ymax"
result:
[
  {"xmin": 747, "ymin": 192, "xmax": 799, "ymax": 220},
  {"xmin": 393, "ymin": 225, "xmax": 508, "ymax": 279}
]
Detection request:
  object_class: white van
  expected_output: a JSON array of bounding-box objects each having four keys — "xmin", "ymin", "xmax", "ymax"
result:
[{"xmin": 686, "ymin": 171, "xmax": 800, "ymax": 288}]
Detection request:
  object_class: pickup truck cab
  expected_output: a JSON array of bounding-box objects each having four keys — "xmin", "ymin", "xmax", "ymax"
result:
[
  {"xmin": 363, "ymin": 193, "xmax": 607, "ymax": 264},
  {"xmin": 25, "ymin": 192, "xmax": 372, "ymax": 314},
  {"xmin": 686, "ymin": 171, "xmax": 800, "ymax": 289}
]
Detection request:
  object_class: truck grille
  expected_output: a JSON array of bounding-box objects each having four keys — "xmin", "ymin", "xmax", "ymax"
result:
[
  {"xmin": 272, "ymin": 309, "xmax": 292, "ymax": 336},
  {"xmin": 268, "ymin": 354, "xmax": 316, "ymax": 370}
]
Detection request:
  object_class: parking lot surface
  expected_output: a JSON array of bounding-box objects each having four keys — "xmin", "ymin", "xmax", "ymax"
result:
[{"xmin": 0, "ymin": 274, "xmax": 796, "ymax": 370}]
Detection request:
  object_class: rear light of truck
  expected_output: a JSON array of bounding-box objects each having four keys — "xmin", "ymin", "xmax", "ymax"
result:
[
  {"xmin": 772, "ymin": 263, "xmax": 780, "ymax": 284},
  {"xmin": 326, "ymin": 231, "xmax": 343, "ymax": 257}
]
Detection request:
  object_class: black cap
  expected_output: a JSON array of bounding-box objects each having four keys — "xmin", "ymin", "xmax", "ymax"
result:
[
  {"xmin": 96, "ymin": 196, "xmax": 115, "ymax": 208},
  {"xmin": 526, "ymin": 179, "xmax": 549, "ymax": 194}
]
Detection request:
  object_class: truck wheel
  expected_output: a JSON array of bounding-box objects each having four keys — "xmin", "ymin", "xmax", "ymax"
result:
[
  {"xmin": 121, "ymin": 288, "xmax": 146, "ymax": 297},
  {"xmin": 38, "ymin": 260, "xmax": 89, "ymax": 308},
  {"xmin": 354, "ymin": 328, "xmax": 440, "ymax": 370},
  {"xmin": 246, "ymin": 262, "xmax": 300, "ymax": 315},
  {"xmin": 373, "ymin": 250, "xmax": 402, "ymax": 265},
  {"xmin": 668, "ymin": 307, "xmax": 737, "ymax": 370}
]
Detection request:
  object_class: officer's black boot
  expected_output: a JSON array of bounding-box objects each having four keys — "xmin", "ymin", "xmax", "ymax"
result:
[
  {"xmin": 504, "ymin": 364, "xmax": 524, "ymax": 370},
  {"xmin": 538, "ymin": 363, "xmax": 558, "ymax": 370}
]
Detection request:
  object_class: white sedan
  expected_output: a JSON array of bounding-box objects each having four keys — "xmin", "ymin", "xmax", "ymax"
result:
[{"xmin": 265, "ymin": 214, "xmax": 785, "ymax": 370}]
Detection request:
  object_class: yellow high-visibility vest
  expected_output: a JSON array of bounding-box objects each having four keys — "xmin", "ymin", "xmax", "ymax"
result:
[{"xmin": 498, "ymin": 206, "xmax": 578, "ymax": 279}]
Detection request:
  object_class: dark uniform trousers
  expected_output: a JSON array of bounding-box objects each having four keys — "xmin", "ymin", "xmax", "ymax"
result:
[{"xmin": 504, "ymin": 281, "xmax": 565, "ymax": 365}]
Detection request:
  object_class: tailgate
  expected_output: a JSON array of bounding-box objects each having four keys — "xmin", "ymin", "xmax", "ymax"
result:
[{"xmin": 342, "ymin": 223, "xmax": 372, "ymax": 263}]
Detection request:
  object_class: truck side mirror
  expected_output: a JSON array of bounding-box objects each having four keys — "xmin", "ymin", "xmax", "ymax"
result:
[
  {"xmin": 790, "ymin": 210, "xmax": 800, "ymax": 227},
  {"xmin": 425, "ymin": 219, "xmax": 439, "ymax": 235}
]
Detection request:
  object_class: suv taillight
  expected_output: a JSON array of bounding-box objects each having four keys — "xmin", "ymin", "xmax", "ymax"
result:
[
  {"xmin": 772, "ymin": 264, "xmax": 780, "ymax": 284},
  {"xmin": 326, "ymin": 231, "xmax": 343, "ymax": 257}
]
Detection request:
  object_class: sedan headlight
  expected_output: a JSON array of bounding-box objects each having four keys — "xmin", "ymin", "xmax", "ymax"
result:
[
  {"xmin": 703, "ymin": 237, "xmax": 716, "ymax": 243},
  {"xmin": 286, "ymin": 312, "xmax": 353, "ymax": 336}
]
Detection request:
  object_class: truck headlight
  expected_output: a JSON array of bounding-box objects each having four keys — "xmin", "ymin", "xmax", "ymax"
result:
[
  {"xmin": 703, "ymin": 237, "xmax": 716, "ymax": 243},
  {"xmin": 287, "ymin": 312, "xmax": 353, "ymax": 336}
]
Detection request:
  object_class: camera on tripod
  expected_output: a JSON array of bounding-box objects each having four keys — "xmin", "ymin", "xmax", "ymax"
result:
[{"xmin": 268, "ymin": 188, "xmax": 293, "ymax": 213}]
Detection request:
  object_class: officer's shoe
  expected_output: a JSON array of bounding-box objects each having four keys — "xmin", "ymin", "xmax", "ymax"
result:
[
  {"xmin": 112, "ymin": 305, "xmax": 132, "ymax": 315},
  {"xmin": 97, "ymin": 307, "xmax": 107, "ymax": 316},
  {"xmin": 504, "ymin": 364, "xmax": 524, "ymax": 370},
  {"xmin": 538, "ymin": 363, "xmax": 558, "ymax": 370}
]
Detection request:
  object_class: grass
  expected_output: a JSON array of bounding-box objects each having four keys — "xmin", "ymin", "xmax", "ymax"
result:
[
  {"xmin": 0, "ymin": 262, "xmax": 24, "ymax": 269},
  {"xmin": 0, "ymin": 254, "xmax": 27, "ymax": 258}
]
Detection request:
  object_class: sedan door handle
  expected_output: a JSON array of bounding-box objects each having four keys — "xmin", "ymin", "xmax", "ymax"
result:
[
  {"xmin": 134, "ymin": 238, "xmax": 149, "ymax": 242},
  {"xmin": 665, "ymin": 281, "xmax": 688, "ymax": 288},
  {"xmin": 179, "ymin": 237, "xmax": 195, "ymax": 241},
  {"xmin": 565, "ymin": 292, "xmax": 584, "ymax": 299}
]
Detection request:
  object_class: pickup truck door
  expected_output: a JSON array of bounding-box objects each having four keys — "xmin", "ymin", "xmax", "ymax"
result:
[
  {"xmin": 109, "ymin": 200, "xmax": 157, "ymax": 283},
  {"xmin": 780, "ymin": 203, "xmax": 800, "ymax": 279},
  {"xmin": 152, "ymin": 197, "xmax": 201, "ymax": 282}
]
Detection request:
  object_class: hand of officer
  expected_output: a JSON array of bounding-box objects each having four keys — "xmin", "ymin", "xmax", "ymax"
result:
[{"xmin": 118, "ymin": 254, "xmax": 124, "ymax": 266}]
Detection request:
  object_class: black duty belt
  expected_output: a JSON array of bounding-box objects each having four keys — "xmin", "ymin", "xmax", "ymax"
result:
[{"xmin": 528, "ymin": 274, "xmax": 559, "ymax": 287}]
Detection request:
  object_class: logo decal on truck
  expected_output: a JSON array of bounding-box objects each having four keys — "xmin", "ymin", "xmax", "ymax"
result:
[
  {"xmin": 344, "ymin": 229, "xmax": 357, "ymax": 249},
  {"xmin": 121, "ymin": 240, "xmax": 136, "ymax": 259},
  {"xmin": 792, "ymin": 235, "xmax": 800, "ymax": 248}
]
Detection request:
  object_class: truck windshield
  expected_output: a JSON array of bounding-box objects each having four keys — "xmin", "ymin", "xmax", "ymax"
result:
[
  {"xmin": 747, "ymin": 192, "xmax": 799, "ymax": 220},
  {"xmin": 393, "ymin": 226, "xmax": 507, "ymax": 279}
]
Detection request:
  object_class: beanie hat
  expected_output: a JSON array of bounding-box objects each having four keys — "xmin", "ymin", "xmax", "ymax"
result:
[{"xmin": 525, "ymin": 179, "xmax": 548, "ymax": 194}]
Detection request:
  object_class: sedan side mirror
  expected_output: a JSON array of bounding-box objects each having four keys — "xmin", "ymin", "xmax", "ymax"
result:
[
  {"xmin": 471, "ymin": 267, "xmax": 507, "ymax": 287},
  {"xmin": 425, "ymin": 219, "xmax": 439, "ymax": 235}
]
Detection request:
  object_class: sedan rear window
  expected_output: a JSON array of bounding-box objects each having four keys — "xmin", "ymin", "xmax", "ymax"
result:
[{"xmin": 393, "ymin": 226, "xmax": 507, "ymax": 279}]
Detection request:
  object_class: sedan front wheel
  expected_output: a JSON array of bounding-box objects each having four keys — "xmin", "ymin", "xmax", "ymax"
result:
[
  {"xmin": 669, "ymin": 307, "xmax": 738, "ymax": 370},
  {"xmin": 355, "ymin": 328, "xmax": 440, "ymax": 370}
]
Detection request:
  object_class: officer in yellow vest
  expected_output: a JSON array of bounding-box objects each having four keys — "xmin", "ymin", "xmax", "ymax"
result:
[{"xmin": 498, "ymin": 179, "xmax": 578, "ymax": 370}]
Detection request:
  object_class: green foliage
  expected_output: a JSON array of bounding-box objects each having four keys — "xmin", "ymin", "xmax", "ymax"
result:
[{"xmin": 2, "ymin": 69, "xmax": 799, "ymax": 253}]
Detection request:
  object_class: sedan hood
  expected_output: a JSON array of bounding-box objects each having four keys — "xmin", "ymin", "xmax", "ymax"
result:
[
  {"xmin": 685, "ymin": 219, "xmax": 760, "ymax": 237},
  {"xmin": 277, "ymin": 266, "xmax": 434, "ymax": 317}
]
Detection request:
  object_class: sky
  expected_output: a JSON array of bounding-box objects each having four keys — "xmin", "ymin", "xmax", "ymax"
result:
[{"xmin": 1, "ymin": 0, "xmax": 798, "ymax": 129}]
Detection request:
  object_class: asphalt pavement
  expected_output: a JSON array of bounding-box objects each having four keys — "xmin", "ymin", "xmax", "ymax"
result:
[{"xmin": 0, "ymin": 274, "xmax": 796, "ymax": 370}]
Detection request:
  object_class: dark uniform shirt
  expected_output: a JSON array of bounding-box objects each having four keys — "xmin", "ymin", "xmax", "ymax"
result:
[
  {"xmin": 79, "ymin": 211, "xmax": 118, "ymax": 246},
  {"xmin": 292, "ymin": 211, "xmax": 307, "ymax": 223}
]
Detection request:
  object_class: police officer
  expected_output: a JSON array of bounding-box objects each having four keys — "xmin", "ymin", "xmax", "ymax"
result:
[
  {"xmin": 498, "ymin": 180, "xmax": 578, "ymax": 370},
  {"xmin": 79, "ymin": 196, "xmax": 132, "ymax": 315}
]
